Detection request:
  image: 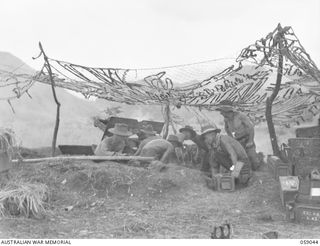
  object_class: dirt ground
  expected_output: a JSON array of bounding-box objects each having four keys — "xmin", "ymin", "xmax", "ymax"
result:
[{"xmin": 0, "ymin": 157, "xmax": 319, "ymax": 239}]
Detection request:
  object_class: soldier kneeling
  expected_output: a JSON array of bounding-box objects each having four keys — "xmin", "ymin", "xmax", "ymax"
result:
[{"xmin": 200, "ymin": 124, "xmax": 252, "ymax": 189}]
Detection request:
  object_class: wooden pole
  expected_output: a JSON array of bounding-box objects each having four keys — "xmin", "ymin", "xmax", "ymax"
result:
[
  {"xmin": 12, "ymin": 155, "xmax": 155, "ymax": 164},
  {"xmin": 38, "ymin": 42, "xmax": 61, "ymax": 157},
  {"xmin": 265, "ymin": 26, "xmax": 284, "ymax": 159},
  {"xmin": 170, "ymin": 120, "xmax": 177, "ymax": 135},
  {"xmin": 162, "ymin": 103, "xmax": 170, "ymax": 139}
]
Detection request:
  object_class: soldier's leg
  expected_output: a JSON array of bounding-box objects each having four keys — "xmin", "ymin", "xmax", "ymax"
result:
[
  {"xmin": 200, "ymin": 151, "xmax": 211, "ymax": 176},
  {"xmin": 206, "ymin": 157, "xmax": 223, "ymax": 190},
  {"xmin": 211, "ymin": 164, "xmax": 220, "ymax": 176},
  {"xmin": 238, "ymin": 137, "xmax": 261, "ymax": 171},
  {"xmin": 246, "ymin": 144, "xmax": 261, "ymax": 171},
  {"xmin": 174, "ymin": 147, "xmax": 184, "ymax": 165},
  {"xmin": 203, "ymin": 154, "xmax": 220, "ymax": 189},
  {"xmin": 238, "ymin": 159, "xmax": 252, "ymax": 185}
]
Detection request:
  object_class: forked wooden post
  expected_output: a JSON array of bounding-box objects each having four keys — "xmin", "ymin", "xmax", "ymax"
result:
[
  {"xmin": 265, "ymin": 25, "xmax": 284, "ymax": 159},
  {"xmin": 38, "ymin": 42, "xmax": 61, "ymax": 157}
]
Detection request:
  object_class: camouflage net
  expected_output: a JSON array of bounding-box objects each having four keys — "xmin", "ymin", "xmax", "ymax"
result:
[{"xmin": 1, "ymin": 24, "xmax": 319, "ymax": 126}]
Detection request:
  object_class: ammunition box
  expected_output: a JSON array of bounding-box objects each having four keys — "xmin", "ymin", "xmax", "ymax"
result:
[
  {"xmin": 267, "ymin": 155, "xmax": 292, "ymax": 180},
  {"xmin": 279, "ymin": 176, "xmax": 299, "ymax": 207}
]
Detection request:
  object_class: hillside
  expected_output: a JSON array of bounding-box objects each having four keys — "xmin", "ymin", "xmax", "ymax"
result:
[
  {"xmin": 1, "ymin": 160, "xmax": 320, "ymax": 238},
  {"xmin": 0, "ymin": 52, "xmax": 102, "ymax": 147}
]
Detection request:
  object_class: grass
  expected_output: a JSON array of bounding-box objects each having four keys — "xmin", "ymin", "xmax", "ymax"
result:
[
  {"xmin": 0, "ymin": 180, "xmax": 49, "ymax": 219},
  {"xmin": 0, "ymin": 159, "xmax": 319, "ymax": 238},
  {"xmin": 0, "ymin": 128, "xmax": 16, "ymax": 154}
]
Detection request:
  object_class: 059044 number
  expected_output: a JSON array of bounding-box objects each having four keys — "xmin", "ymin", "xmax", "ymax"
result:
[{"xmin": 300, "ymin": 240, "xmax": 319, "ymax": 244}]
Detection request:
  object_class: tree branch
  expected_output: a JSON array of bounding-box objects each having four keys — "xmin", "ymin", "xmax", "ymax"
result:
[{"xmin": 38, "ymin": 42, "xmax": 61, "ymax": 157}]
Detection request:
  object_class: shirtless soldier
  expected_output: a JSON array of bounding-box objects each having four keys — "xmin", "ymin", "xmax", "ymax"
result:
[{"xmin": 217, "ymin": 100, "xmax": 261, "ymax": 170}]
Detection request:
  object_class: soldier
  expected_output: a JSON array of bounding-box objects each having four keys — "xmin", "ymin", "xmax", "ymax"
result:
[
  {"xmin": 179, "ymin": 125, "xmax": 211, "ymax": 175},
  {"xmin": 200, "ymin": 124, "xmax": 250, "ymax": 180},
  {"xmin": 94, "ymin": 123, "xmax": 132, "ymax": 155},
  {"xmin": 217, "ymin": 100, "xmax": 261, "ymax": 171},
  {"xmin": 139, "ymin": 135, "xmax": 182, "ymax": 164},
  {"xmin": 134, "ymin": 125, "xmax": 161, "ymax": 156}
]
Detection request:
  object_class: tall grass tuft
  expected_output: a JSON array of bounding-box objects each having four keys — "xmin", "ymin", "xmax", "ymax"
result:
[
  {"xmin": 0, "ymin": 127, "xmax": 25, "ymax": 163},
  {"xmin": 0, "ymin": 180, "xmax": 49, "ymax": 219},
  {"xmin": 0, "ymin": 128, "xmax": 15, "ymax": 149},
  {"xmin": 0, "ymin": 128, "xmax": 17, "ymax": 158}
]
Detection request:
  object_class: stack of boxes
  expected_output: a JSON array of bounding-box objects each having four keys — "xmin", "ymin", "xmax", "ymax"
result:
[
  {"xmin": 290, "ymin": 171, "xmax": 320, "ymax": 224},
  {"xmin": 280, "ymin": 125, "xmax": 320, "ymax": 224}
]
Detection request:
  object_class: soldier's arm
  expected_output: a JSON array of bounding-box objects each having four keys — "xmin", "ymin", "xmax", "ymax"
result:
[
  {"xmin": 221, "ymin": 138, "xmax": 238, "ymax": 167},
  {"xmin": 160, "ymin": 144, "xmax": 174, "ymax": 163},
  {"xmin": 134, "ymin": 145, "xmax": 142, "ymax": 156},
  {"xmin": 119, "ymin": 144, "xmax": 125, "ymax": 154},
  {"xmin": 134, "ymin": 141, "xmax": 145, "ymax": 156},
  {"xmin": 239, "ymin": 114, "xmax": 255, "ymax": 144}
]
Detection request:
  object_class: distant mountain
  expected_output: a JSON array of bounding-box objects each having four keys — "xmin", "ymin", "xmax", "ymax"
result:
[
  {"xmin": 0, "ymin": 51, "xmax": 35, "ymax": 74},
  {"xmin": 0, "ymin": 52, "xmax": 102, "ymax": 147}
]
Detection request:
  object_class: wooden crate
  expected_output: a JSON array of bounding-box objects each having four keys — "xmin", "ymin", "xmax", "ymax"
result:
[
  {"xmin": 288, "ymin": 138, "xmax": 320, "ymax": 177},
  {"xmin": 279, "ymin": 176, "xmax": 299, "ymax": 207},
  {"xmin": 296, "ymin": 193, "xmax": 320, "ymax": 205},
  {"xmin": 311, "ymin": 181, "xmax": 320, "ymax": 197},
  {"xmin": 296, "ymin": 126, "xmax": 320, "ymax": 138},
  {"xmin": 288, "ymin": 138, "xmax": 320, "ymax": 158},
  {"xmin": 286, "ymin": 192, "xmax": 320, "ymax": 222},
  {"xmin": 296, "ymin": 173, "xmax": 320, "ymax": 204},
  {"xmin": 299, "ymin": 178, "xmax": 311, "ymax": 195},
  {"xmin": 294, "ymin": 203, "xmax": 320, "ymax": 225},
  {"xmin": 292, "ymin": 157, "xmax": 320, "ymax": 177},
  {"xmin": 310, "ymin": 171, "xmax": 320, "ymax": 202},
  {"xmin": 267, "ymin": 155, "xmax": 292, "ymax": 180}
]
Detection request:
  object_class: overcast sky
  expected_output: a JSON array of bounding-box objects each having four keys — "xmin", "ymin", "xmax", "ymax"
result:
[{"xmin": 1, "ymin": 0, "xmax": 320, "ymax": 70}]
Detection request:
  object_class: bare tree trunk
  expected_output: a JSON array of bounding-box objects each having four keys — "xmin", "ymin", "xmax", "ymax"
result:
[
  {"xmin": 265, "ymin": 40, "xmax": 283, "ymax": 158},
  {"xmin": 38, "ymin": 42, "xmax": 61, "ymax": 157},
  {"xmin": 266, "ymin": 98, "xmax": 281, "ymax": 157}
]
